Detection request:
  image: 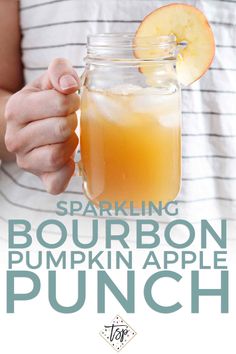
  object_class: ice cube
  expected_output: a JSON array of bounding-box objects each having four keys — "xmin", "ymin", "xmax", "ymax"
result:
[
  {"xmin": 130, "ymin": 88, "xmax": 160, "ymax": 114},
  {"xmin": 158, "ymin": 113, "xmax": 181, "ymax": 128},
  {"xmin": 81, "ymin": 89, "xmax": 97, "ymax": 120},
  {"xmin": 108, "ymin": 84, "xmax": 142, "ymax": 95},
  {"xmin": 90, "ymin": 91, "xmax": 129, "ymax": 124},
  {"xmin": 131, "ymin": 88, "xmax": 180, "ymax": 117}
]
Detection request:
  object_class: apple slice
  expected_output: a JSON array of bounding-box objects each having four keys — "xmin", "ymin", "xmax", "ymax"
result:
[{"xmin": 135, "ymin": 3, "xmax": 215, "ymax": 86}]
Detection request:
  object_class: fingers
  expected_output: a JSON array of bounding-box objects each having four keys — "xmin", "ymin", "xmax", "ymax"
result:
[
  {"xmin": 7, "ymin": 113, "xmax": 78, "ymax": 154},
  {"xmin": 4, "ymin": 58, "xmax": 81, "ymax": 194},
  {"xmin": 40, "ymin": 158, "xmax": 75, "ymax": 195},
  {"xmin": 5, "ymin": 89, "xmax": 80, "ymax": 125},
  {"xmin": 49, "ymin": 58, "xmax": 80, "ymax": 94},
  {"xmin": 16, "ymin": 133, "xmax": 79, "ymax": 175},
  {"xmin": 32, "ymin": 58, "xmax": 80, "ymax": 95}
]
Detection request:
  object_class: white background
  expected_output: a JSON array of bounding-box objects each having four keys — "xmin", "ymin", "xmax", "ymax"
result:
[{"xmin": 0, "ymin": 225, "xmax": 236, "ymax": 354}]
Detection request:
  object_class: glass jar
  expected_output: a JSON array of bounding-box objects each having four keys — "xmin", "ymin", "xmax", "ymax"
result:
[{"xmin": 80, "ymin": 33, "xmax": 181, "ymax": 207}]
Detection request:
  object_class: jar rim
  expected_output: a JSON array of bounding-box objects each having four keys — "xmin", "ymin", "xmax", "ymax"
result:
[
  {"xmin": 85, "ymin": 32, "xmax": 185, "ymax": 64},
  {"xmin": 87, "ymin": 32, "xmax": 177, "ymax": 48}
]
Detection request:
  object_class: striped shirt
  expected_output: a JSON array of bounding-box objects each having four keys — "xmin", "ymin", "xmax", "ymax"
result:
[{"xmin": 0, "ymin": 0, "xmax": 236, "ymax": 239}]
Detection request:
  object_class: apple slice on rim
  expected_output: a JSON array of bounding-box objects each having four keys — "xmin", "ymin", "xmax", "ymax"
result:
[{"xmin": 135, "ymin": 3, "xmax": 215, "ymax": 86}]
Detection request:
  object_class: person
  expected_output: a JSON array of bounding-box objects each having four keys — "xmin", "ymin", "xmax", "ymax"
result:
[{"xmin": 0, "ymin": 0, "xmax": 235, "ymax": 237}]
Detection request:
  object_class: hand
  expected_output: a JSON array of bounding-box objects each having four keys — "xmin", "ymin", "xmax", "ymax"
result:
[{"xmin": 4, "ymin": 58, "xmax": 80, "ymax": 194}]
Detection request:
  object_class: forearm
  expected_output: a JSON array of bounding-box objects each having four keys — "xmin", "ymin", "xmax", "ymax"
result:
[{"xmin": 0, "ymin": 89, "xmax": 15, "ymax": 161}]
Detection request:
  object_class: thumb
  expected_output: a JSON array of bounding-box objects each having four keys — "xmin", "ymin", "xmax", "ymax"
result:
[{"xmin": 47, "ymin": 58, "xmax": 80, "ymax": 94}]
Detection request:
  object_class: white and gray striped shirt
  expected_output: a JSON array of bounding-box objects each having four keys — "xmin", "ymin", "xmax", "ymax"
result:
[{"xmin": 0, "ymin": 0, "xmax": 236, "ymax": 238}]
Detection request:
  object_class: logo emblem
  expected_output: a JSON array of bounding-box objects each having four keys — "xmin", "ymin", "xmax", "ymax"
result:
[{"xmin": 100, "ymin": 315, "xmax": 137, "ymax": 351}]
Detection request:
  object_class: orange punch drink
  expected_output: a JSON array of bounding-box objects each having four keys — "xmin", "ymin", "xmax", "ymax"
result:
[{"xmin": 80, "ymin": 84, "xmax": 181, "ymax": 206}]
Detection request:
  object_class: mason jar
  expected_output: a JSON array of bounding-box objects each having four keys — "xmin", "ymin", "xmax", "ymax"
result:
[{"xmin": 79, "ymin": 33, "xmax": 182, "ymax": 207}]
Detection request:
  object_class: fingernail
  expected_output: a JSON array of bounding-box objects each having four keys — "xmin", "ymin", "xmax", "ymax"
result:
[{"xmin": 59, "ymin": 74, "xmax": 78, "ymax": 90}]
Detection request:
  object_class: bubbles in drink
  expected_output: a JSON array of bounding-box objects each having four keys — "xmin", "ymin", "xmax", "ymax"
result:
[{"xmin": 82, "ymin": 84, "xmax": 181, "ymax": 128}]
